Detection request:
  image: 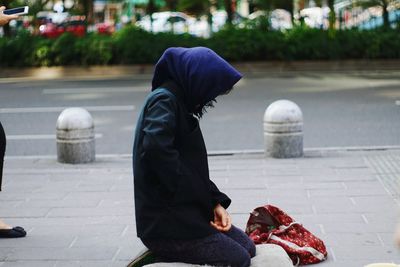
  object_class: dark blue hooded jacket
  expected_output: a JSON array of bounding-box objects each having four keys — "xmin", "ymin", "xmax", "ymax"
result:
[{"xmin": 133, "ymin": 47, "xmax": 242, "ymax": 239}]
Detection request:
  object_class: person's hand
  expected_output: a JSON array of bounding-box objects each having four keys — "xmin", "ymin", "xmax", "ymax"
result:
[
  {"xmin": 210, "ymin": 203, "xmax": 232, "ymax": 232},
  {"xmin": 0, "ymin": 6, "xmax": 19, "ymax": 26},
  {"xmin": 395, "ymin": 223, "xmax": 400, "ymax": 247}
]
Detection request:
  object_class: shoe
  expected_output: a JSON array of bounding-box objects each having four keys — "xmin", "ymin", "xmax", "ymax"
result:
[
  {"xmin": 0, "ymin": 226, "xmax": 26, "ymax": 238},
  {"xmin": 127, "ymin": 249, "xmax": 158, "ymax": 267}
]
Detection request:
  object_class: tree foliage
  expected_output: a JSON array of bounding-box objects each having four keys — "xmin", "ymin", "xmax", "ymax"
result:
[
  {"xmin": 165, "ymin": 0, "xmax": 178, "ymax": 11},
  {"xmin": 353, "ymin": 0, "xmax": 396, "ymax": 28},
  {"xmin": 178, "ymin": 0, "xmax": 209, "ymax": 17},
  {"xmin": 2, "ymin": 26, "xmax": 400, "ymax": 67}
]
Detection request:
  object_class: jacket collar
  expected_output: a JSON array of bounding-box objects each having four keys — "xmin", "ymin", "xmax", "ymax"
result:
[{"xmin": 160, "ymin": 80, "xmax": 187, "ymax": 109}]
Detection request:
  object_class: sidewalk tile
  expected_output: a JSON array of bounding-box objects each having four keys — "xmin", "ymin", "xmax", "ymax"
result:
[{"xmin": 1, "ymin": 149, "xmax": 400, "ymax": 265}]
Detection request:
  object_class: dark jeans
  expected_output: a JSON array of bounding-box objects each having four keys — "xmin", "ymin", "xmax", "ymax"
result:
[
  {"xmin": 0, "ymin": 122, "xmax": 5, "ymax": 191},
  {"xmin": 142, "ymin": 225, "xmax": 256, "ymax": 267}
]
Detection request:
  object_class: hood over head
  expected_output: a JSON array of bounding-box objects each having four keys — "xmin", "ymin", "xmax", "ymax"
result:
[{"xmin": 152, "ymin": 47, "xmax": 242, "ymax": 115}]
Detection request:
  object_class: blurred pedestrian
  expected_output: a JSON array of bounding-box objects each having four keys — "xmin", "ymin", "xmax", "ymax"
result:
[
  {"xmin": 131, "ymin": 47, "xmax": 255, "ymax": 267},
  {"xmin": 0, "ymin": 6, "xmax": 27, "ymax": 239}
]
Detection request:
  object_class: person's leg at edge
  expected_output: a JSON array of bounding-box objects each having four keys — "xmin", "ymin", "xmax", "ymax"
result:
[
  {"xmin": 0, "ymin": 121, "xmax": 12, "ymax": 230},
  {"xmin": 0, "ymin": 122, "xmax": 26, "ymax": 238},
  {"xmin": 142, "ymin": 230, "xmax": 251, "ymax": 267},
  {"xmin": 224, "ymin": 225, "xmax": 256, "ymax": 258}
]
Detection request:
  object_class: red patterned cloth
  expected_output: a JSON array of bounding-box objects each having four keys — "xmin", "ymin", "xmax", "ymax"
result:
[{"xmin": 246, "ymin": 205, "xmax": 327, "ymax": 265}]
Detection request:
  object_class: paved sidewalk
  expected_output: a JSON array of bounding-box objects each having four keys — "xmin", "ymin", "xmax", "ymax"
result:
[
  {"xmin": 1, "ymin": 60, "xmax": 400, "ymax": 83},
  {"xmin": 0, "ymin": 149, "xmax": 400, "ymax": 267}
]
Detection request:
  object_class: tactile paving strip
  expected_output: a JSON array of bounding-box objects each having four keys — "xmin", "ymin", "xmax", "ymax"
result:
[{"xmin": 365, "ymin": 153, "xmax": 400, "ymax": 197}]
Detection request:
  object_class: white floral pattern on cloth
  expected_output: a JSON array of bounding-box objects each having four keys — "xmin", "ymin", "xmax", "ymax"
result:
[{"xmin": 246, "ymin": 205, "xmax": 328, "ymax": 265}]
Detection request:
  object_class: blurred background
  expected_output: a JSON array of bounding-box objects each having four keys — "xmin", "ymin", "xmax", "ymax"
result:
[
  {"xmin": 1, "ymin": 0, "xmax": 400, "ymax": 38},
  {"xmin": 0, "ymin": 0, "xmax": 399, "ymax": 67},
  {"xmin": 0, "ymin": 0, "xmax": 399, "ymax": 156}
]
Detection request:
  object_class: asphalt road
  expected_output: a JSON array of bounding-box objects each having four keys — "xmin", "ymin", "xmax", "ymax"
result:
[{"xmin": 0, "ymin": 71, "xmax": 399, "ymax": 156}]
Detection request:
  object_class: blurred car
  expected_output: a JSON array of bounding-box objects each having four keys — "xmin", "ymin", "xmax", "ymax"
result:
[
  {"xmin": 270, "ymin": 9, "xmax": 293, "ymax": 30},
  {"xmin": 63, "ymin": 19, "xmax": 86, "ymax": 36},
  {"xmin": 96, "ymin": 22, "xmax": 115, "ymax": 35},
  {"xmin": 211, "ymin": 10, "xmax": 244, "ymax": 32},
  {"xmin": 39, "ymin": 23, "xmax": 65, "ymax": 38},
  {"xmin": 248, "ymin": 10, "xmax": 268, "ymax": 20},
  {"xmin": 136, "ymin": 11, "xmax": 196, "ymax": 34},
  {"xmin": 39, "ymin": 17, "xmax": 86, "ymax": 38},
  {"xmin": 37, "ymin": 11, "xmax": 69, "ymax": 24},
  {"xmin": 247, "ymin": 9, "xmax": 292, "ymax": 30},
  {"xmin": 299, "ymin": 7, "xmax": 330, "ymax": 29}
]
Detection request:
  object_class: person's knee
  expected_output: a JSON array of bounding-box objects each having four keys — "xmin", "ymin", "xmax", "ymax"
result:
[
  {"xmin": 230, "ymin": 251, "xmax": 251, "ymax": 267},
  {"xmin": 240, "ymin": 236, "xmax": 256, "ymax": 258},
  {"xmin": 0, "ymin": 124, "xmax": 5, "ymax": 155},
  {"xmin": 248, "ymin": 241, "xmax": 256, "ymax": 258}
]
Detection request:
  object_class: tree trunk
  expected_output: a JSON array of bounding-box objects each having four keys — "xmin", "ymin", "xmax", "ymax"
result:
[
  {"xmin": 207, "ymin": 4, "xmax": 213, "ymax": 36},
  {"xmin": 328, "ymin": 0, "xmax": 336, "ymax": 30},
  {"xmin": 208, "ymin": 0, "xmax": 217, "ymax": 36},
  {"xmin": 286, "ymin": 0, "xmax": 294, "ymax": 22},
  {"xmin": 382, "ymin": 1, "xmax": 389, "ymax": 28},
  {"xmin": 165, "ymin": 0, "xmax": 178, "ymax": 11},
  {"xmin": 2, "ymin": 24, "xmax": 11, "ymax": 37},
  {"xmin": 147, "ymin": 0, "xmax": 156, "ymax": 32},
  {"xmin": 165, "ymin": 0, "xmax": 177, "ymax": 33},
  {"xmin": 224, "ymin": 0, "xmax": 233, "ymax": 25},
  {"xmin": 80, "ymin": 0, "xmax": 94, "ymax": 24}
]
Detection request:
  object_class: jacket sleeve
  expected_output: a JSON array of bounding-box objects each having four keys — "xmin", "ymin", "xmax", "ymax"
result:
[
  {"xmin": 210, "ymin": 180, "xmax": 231, "ymax": 209},
  {"xmin": 141, "ymin": 92, "xmax": 184, "ymax": 196}
]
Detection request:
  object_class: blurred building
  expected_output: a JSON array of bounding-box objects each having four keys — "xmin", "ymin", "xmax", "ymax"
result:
[
  {"xmin": 94, "ymin": 0, "xmax": 166, "ymax": 24},
  {"xmin": 94, "ymin": 0, "xmax": 123, "ymax": 24}
]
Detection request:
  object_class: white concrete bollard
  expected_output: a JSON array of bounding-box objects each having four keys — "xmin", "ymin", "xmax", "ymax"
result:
[
  {"xmin": 56, "ymin": 108, "xmax": 95, "ymax": 164},
  {"xmin": 252, "ymin": 244, "xmax": 294, "ymax": 267},
  {"xmin": 264, "ymin": 100, "xmax": 303, "ymax": 158}
]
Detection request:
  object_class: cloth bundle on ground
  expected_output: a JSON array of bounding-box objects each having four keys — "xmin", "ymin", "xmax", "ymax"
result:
[{"xmin": 246, "ymin": 205, "xmax": 327, "ymax": 265}]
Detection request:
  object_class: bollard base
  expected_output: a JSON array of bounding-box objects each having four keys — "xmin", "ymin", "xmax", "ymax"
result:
[
  {"xmin": 265, "ymin": 133, "xmax": 303, "ymax": 158},
  {"xmin": 57, "ymin": 140, "xmax": 95, "ymax": 164}
]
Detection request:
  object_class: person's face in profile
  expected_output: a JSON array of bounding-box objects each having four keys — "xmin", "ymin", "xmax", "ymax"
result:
[
  {"xmin": 220, "ymin": 87, "xmax": 233, "ymax": 96},
  {"xmin": 193, "ymin": 87, "xmax": 234, "ymax": 118}
]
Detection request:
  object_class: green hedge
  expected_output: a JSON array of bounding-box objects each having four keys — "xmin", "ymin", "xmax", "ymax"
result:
[
  {"xmin": 113, "ymin": 27, "xmax": 204, "ymax": 64},
  {"xmin": 0, "ymin": 26, "xmax": 399, "ymax": 67}
]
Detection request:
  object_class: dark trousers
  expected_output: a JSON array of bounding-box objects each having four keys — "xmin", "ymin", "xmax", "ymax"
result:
[
  {"xmin": 0, "ymin": 121, "xmax": 5, "ymax": 191},
  {"xmin": 142, "ymin": 225, "xmax": 256, "ymax": 267}
]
